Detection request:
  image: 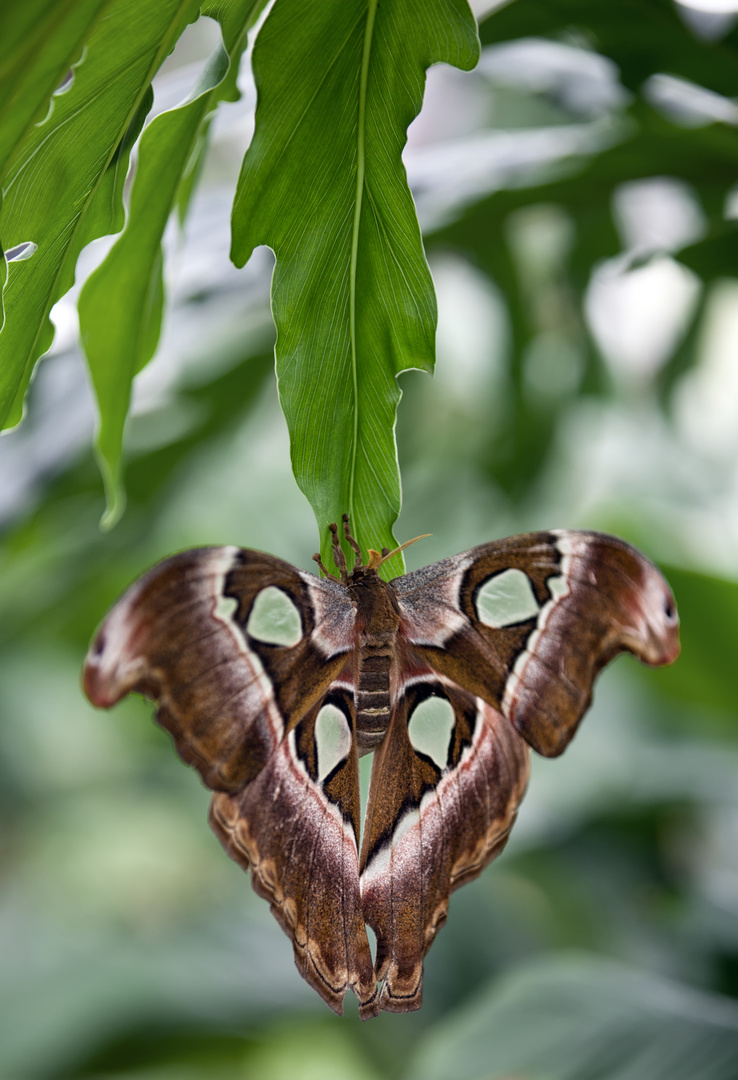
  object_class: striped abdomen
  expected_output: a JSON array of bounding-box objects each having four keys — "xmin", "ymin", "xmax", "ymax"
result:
[
  {"xmin": 356, "ymin": 636, "xmax": 395, "ymax": 751},
  {"xmin": 349, "ymin": 572, "xmax": 401, "ymax": 753}
]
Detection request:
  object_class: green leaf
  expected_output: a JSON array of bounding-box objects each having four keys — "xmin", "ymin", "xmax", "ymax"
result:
[
  {"xmin": 231, "ymin": 0, "xmax": 479, "ymax": 577},
  {"xmin": 79, "ymin": 0, "xmax": 265, "ymax": 529},
  {"xmin": 0, "ymin": 0, "xmax": 110, "ymax": 187},
  {"xmin": 405, "ymin": 955, "xmax": 738, "ymax": 1080},
  {"xmin": 0, "ymin": 223, "xmax": 6, "ymax": 319},
  {"xmin": 0, "ymin": 0, "xmax": 201, "ymax": 433}
]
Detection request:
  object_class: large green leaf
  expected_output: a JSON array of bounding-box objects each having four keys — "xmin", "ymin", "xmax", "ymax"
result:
[
  {"xmin": 231, "ymin": 0, "xmax": 480, "ymax": 576},
  {"xmin": 405, "ymin": 955, "xmax": 738, "ymax": 1080},
  {"xmin": 0, "ymin": 0, "xmax": 201, "ymax": 432},
  {"xmin": 79, "ymin": 0, "xmax": 266, "ymax": 528},
  {"xmin": 0, "ymin": 0, "xmax": 111, "ymax": 188}
]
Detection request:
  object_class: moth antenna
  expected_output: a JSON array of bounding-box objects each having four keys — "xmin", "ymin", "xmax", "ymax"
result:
[
  {"xmin": 328, "ymin": 522, "xmax": 348, "ymax": 584},
  {"xmin": 342, "ymin": 513, "xmax": 363, "ymax": 566},
  {"xmin": 365, "ymin": 535, "xmax": 431, "ymax": 571},
  {"xmin": 379, "ymin": 534, "xmax": 432, "ymax": 565}
]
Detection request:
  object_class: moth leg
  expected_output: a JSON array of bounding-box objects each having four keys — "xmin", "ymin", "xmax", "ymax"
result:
[
  {"xmin": 312, "ymin": 551, "xmax": 341, "ymax": 582},
  {"xmin": 342, "ymin": 513, "xmax": 363, "ymax": 567},
  {"xmin": 329, "ymin": 522, "xmax": 349, "ymax": 584}
]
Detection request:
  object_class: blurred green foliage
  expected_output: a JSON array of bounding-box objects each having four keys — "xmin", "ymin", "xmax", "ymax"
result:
[{"xmin": 2, "ymin": 0, "xmax": 738, "ymax": 1077}]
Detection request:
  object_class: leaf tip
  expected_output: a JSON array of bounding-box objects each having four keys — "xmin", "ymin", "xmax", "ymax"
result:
[
  {"xmin": 99, "ymin": 498, "xmax": 125, "ymax": 532},
  {"xmin": 95, "ymin": 447, "xmax": 126, "ymax": 532}
]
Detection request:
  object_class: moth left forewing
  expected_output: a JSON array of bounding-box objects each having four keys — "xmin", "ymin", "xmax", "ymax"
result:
[
  {"xmin": 393, "ymin": 531, "xmax": 679, "ymax": 758},
  {"xmin": 359, "ymin": 669, "xmax": 530, "ymax": 1013},
  {"xmin": 84, "ymin": 547, "xmax": 353, "ymax": 783}
]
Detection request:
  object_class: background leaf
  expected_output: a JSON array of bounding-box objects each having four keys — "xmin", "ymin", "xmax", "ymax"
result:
[
  {"xmin": 405, "ymin": 955, "xmax": 738, "ymax": 1080},
  {"xmin": 0, "ymin": 0, "xmax": 201, "ymax": 431},
  {"xmin": 481, "ymin": 0, "xmax": 738, "ymax": 95},
  {"xmin": 79, "ymin": 0, "xmax": 265, "ymax": 528},
  {"xmin": 0, "ymin": 0, "xmax": 110, "ymax": 187},
  {"xmin": 231, "ymin": 0, "xmax": 479, "ymax": 576}
]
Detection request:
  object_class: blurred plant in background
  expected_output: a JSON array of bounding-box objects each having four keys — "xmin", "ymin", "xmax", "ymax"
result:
[{"xmin": 1, "ymin": 0, "xmax": 738, "ymax": 1077}]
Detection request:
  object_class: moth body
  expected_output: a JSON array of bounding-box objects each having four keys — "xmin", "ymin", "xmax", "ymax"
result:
[{"xmin": 348, "ymin": 568, "xmax": 402, "ymax": 752}]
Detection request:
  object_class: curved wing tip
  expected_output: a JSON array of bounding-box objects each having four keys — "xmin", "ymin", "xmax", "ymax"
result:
[{"xmin": 81, "ymin": 653, "xmax": 117, "ymax": 709}]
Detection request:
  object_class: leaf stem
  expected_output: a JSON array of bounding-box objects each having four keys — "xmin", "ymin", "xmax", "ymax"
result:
[{"xmin": 348, "ymin": 0, "xmax": 377, "ymax": 523}]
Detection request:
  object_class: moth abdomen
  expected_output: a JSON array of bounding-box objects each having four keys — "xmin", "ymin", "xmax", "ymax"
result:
[{"xmin": 356, "ymin": 691, "xmax": 392, "ymax": 735}]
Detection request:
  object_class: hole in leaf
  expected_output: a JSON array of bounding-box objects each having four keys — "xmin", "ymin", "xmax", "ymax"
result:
[{"xmin": 5, "ymin": 242, "xmax": 37, "ymax": 263}]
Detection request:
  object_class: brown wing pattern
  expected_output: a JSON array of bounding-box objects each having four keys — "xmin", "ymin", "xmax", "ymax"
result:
[
  {"xmin": 393, "ymin": 530, "xmax": 680, "ymax": 757},
  {"xmin": 83, "ymin": 530, "xmax": 679, "ymax": 1019},
  {"xmin": 83, "ymin": 546, "xmax": 377, "ymax": 1017},
  {"xmin": 359, "ymin": 663, "xmax": 530, "ymax": 1012},
  {"xmin": 209, "ymin": 678, "xmax": 377, "ymax": 1017}
]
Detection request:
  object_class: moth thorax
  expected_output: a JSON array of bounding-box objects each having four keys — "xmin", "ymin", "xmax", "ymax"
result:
[{"xmin": 350, "ymin": 572, "xmax": 401, "ymax": 636}]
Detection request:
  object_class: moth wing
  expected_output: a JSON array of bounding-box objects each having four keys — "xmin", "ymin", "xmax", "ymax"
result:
[
  {"xmin": 210, "ymin": 676, "xmax": 378, "ymax": 1018},
  {"xmin": 359, "ymin": 665, "xmax": 530, "ymax": 1012},
  {"xmin": 83, "ymin": 546, "xmax": 377, "ymax": 1017},
  {"xmin": 392, "ymin": 530, "xmax": 679, "ymax": 757}
]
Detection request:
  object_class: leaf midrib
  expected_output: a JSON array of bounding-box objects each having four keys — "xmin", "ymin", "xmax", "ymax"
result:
[{"xmin": 348, "ymin": 0, "xmax": 378, "ymax": 522}]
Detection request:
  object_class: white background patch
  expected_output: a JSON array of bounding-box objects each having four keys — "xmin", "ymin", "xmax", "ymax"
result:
[{"xmin": 475, "ymin": 568, "xmax": 540, "ymax": 628}]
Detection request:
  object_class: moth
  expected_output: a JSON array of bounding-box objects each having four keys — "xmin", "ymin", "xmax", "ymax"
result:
[{"xmin": 83, "ymin": 518, "xmax": 679, "ymax": 1018}]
